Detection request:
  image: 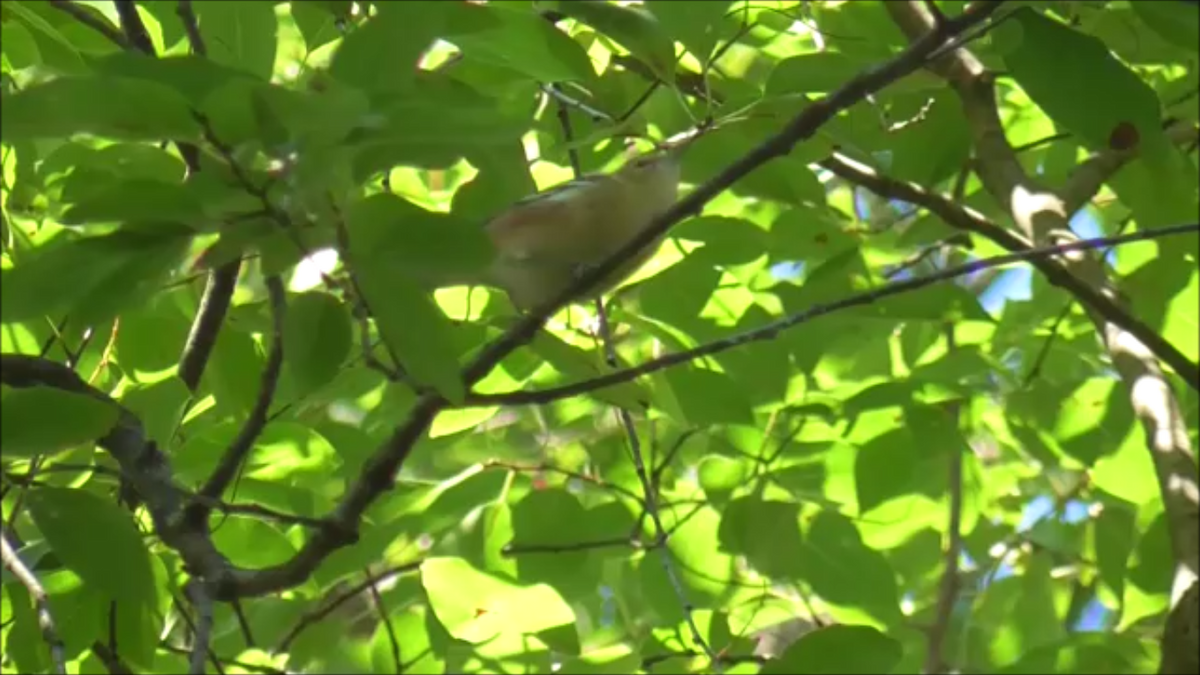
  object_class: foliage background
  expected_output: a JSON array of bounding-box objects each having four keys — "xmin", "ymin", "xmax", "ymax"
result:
[{"xmin": 0, "ymin": 1, "xmax": 1197, "ymax": 674}]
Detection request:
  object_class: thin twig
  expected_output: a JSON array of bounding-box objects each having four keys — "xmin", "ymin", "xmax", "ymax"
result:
[
  {"xmin": 111, "ymin": 0, "xmax": 236, "ymax": 398},
  {"xmin": 190, "ymin": 495, "xmax": 330, "ymax": 529},
  {"xmin": 459, "ymin": 223, "xmax": 1200, "ymax": 408},
  {"xmin": 159, "ymin": 643, "xmax": 282, "ymax": 674},
  {"xmin": 503, "ymin": 535, "xmax": 638, "ymax": 556},
  {"xmin": 179, "ymin": 267, "xmax": 240, "ymax": 391},
  {"xmin": 818, "ymin": 152, "xmax": 1200, "ymax": 387},
  {"xmin": 548, "ymin": 50, "xmax": 720, "ymax": 664},
  {"xmin": 542, "ymin": 84, "xmax": 614, "ymax": 123},
  {"xmin": 275, "ymin": 561, "xmax": 422, "ymax": 653},
  {"xmin": 365, "ymin": 568, "xmax": 402, "ymax": 674},
  {"xmin": 48, "ymin": 0, "xmax": 128, "ymax": 49},
  {"xmin": 482, "ymin": 459, "xmax": 645, "ymax": 505},
  {"xmin": 330, "ymin": 197, "xmax": 408, "ymax": 382},
  {"xmin": 90, "ymin": 640, "xmax": 133, "ymax": 674},
  {"xmin": 187, "ymin": 277, "xmax": 286, "ymax": 521},
  {"xmin": 923, "ymin": 325, "xmax": 965, "ymax": 674},
  {"xmin": 1, "ymin": 530, "xmax": 67, "ymax": 674}
]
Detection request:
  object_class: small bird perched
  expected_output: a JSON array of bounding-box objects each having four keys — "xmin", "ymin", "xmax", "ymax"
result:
[{"xmin": 471, "ymin": 147, "xmax": 683, "ymax": 310}]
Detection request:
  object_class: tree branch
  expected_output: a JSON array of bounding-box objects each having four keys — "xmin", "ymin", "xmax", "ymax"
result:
[
  {"xmin": 817, "ymin": 152, "xmax": 1199, "ymax": 388},
  {"xmin": 457, "ymin": 225, "xmax": 1197, "ymax": 408},
  {"xmin": 0, "ymin": 355, "xmax": 238, "ymax": 597},
  {"xmin": 924, "ymin": 328, "xmax": 965, "ymax": 674},
  {"xmin": 1061, "ymin": 119, "xmax": 1199, "ymax": 214},
  {"xmin": 48, "ymin": 0, "xmax": 128, "ymax": 50},
  {"xmin": 1, "ymin": 529, "xmax": 67, "ymax": 675},
  {"xmin": 111, "ymin": 0, "xmax": 242, "ymax": 394},
  {"xmin": 884, "ymin": 3, "xmax": 1199, "ymax": 672},
  {"xmin": 187, "ymin": 277, "xmax": 286, "ymax": 522}
]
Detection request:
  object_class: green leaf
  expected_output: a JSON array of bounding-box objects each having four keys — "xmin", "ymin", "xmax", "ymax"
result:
[
  {"xmin": 59, "ymin": 179, "xmax": 208, "ymax": 226},
  {"xmin": 697, "ymin": 454, "xmax": 753, "ymax": 498},
  {"xmin": 525, "ymin": 331, "xmax": 648, "ymax": 409},
  {"xmin": 252, "ymin": 80, "xmax": 370, "ymax": 149},
  {"xmin": 0, "ymin": 76, "xmax": 201, "ymax": 142},
  {"xmin": 329, "ymin": 1, "xmax": 447, "ymax": 95},
  {"xmin": 350, "ymin": 78, "xmax": 530, "ymax": 174},
  {"xmin": 553, "ymin": 1, "xmax": 675, "ymax": 82},
  {"xmin": 718, "ymin": 497, "xmax": 805, "ymax": 579},
  {"xmin": 647, "ymin": 0, "xmax": 733, "ymax": 64},
  {"xmin": 348, "ymin": 193, "xmax": 494, "ymax": 284},
  {"xmin": 283, "ymin": 291, "xmax": 352, "ymax": 395},
  {"xmin": 421, "ymin": 557, "xmax": 575, "ymax": 643},
  {"xmin": 444, "ymin": 3, "xmax": 595, "ymax": 84},
  {"xmin": 768, "ymin": 52, "xmax": 864, "ymax": 94},
  {"xmin": 5, "ymin": 580, "xmax": 51, "ymax": 673},
  {"xmin": 2, "ymin": 20, "xmax": 42, "ymax": 71},
  {"xmin": 114, "ymin": 288, "xmax": 195, "ymax": 374},
  {"xmin": 194, "ymin": 0, "xmax": 278, "ymax": 80},
  {"xmin": 290, "ymin": 1, "xmax": 343, "ymax": 54},
  {"xmin": 641, "ymin": 505, "xmax": 734, "ymax": 618},
  {"xmin": 372, "ymin": 606, "xmax": 446, "ymax": 674},
  {"xmin": 0, "ymin": 231, "xmax": 189, "ymax": 326},
  {"xmin": 672, "ymin": 216, "xmax": 768, "ymax": 266},
  {"xmin": 1107, "ymin": 159, "xmax": 1199, "ymax": 233},
  {"xmin": 1130, "ymin": 1, "xmax": 1199, "ymax": 54},
  {"xmin": 1, "ymin": 385, "xmax": 119, "ymax": 458},
  {"xmin": 201, "ymin": 326, "xmax": 265, "ymax": 416},
  {"xmin": 797, "ymin": 511, "xmax": 902, "ymax": 624},
  {"xmin": 3, "ymin": 0, "xmax": 86, "ymax": 74},
  {"xmin": 1001, "ymin": 9, "xmax": 1165, "ymax": 158},
  {"xmin": 510, "ymin": 488, "xmax": 602, "ymax": 596},
  {"xmin": 210, "ymin": 516, "xmax": 297, "ymax": 568},
  {"xmin": 999, "ymin": 633, "xmax": 1159, "ymax": 675},
  {"xmin": 90, "ymin": 52, "xmax": 259, "ymax": 106},
  {"xmin": 1013, "ymin": 552, "xmax": 1067, "ymax": 652},
  {"xmin": 355, "ymin": 251, "xmax": 466, "ymax": 403},
  {"xmin": 883, "ymin": 90, "xmax": 971, "ymax": 186},
  {"xmin": 661, "ymin": 366, "xmax": 754, "ymax": 426},
  {"xmin": 26, "ymin": 487, "xmax": 156, "ymax": 607},
  {"xmin": 761, "ymin": 625, "xmax": 902, "ymax": 675}
]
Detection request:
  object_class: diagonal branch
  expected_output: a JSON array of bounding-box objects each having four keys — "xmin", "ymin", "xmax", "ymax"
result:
[
  {"xmin": 109, "ymin": 0, "xmax": 241, "ymax": 394},
  {"xmin": 1, "ymin": 529, "xmax": 67, "ymax": 675},
  {"xmin": 186, "ymin": 277, "xmax": 287, "ymax": 524},
  {"xmin": 48, "ymin": 0, "xmax": 127, "ymax": 49},
  {"xmin": 1061, "ymin": 120, "xmax": 1199, "ymax": 214},
  {"xmin": 455, "ymin": 225, "xmax": 1197, "ymax": 409},
  {"xmin": 461, "ymin": 2, "xmax": 1003, "ymax": 391},
  {"xmin": 818, "ymin": 152, "xmax": 1199, "ymax": 388}
]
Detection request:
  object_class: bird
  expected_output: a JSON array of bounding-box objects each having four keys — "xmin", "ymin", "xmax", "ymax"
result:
[{"xmin": 462, "ymin": 147, "xmax": 683, "ymax": 310}]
